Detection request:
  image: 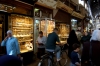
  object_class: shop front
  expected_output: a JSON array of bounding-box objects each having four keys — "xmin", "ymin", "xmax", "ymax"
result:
[
  {"xmin": 9, "ymin": 14, "xmax": 33, "ymax": 53},
  {"xmin": 33, "ymin": 1, "xmax": 56, "ymax": 52},
  {"xmin": 0, "ymin": 1, "xmax": 34, "ymax": 65},
  {"xmin": 53, "ymin": 1, "xmax": 73, "ymax": 44},
  {"xmin": 54, "ymin": 9, "xmax": 71, "ymax": 44}
]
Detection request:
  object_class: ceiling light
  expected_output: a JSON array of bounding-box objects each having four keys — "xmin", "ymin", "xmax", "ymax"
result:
[{"xmin": 34, "ymin": 8, "xmax": 39, "ymax": 12}]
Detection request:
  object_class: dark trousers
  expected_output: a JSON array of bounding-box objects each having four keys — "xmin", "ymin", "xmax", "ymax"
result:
[
  {"xmin": 37, "ymin": 48, "xmax": 45, "ymax": 59},
  {"xmin": 68, "ymin": 46, "xmax": 73, "ymax": 59}
]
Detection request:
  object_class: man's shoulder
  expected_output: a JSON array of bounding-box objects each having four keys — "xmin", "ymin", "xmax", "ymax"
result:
[{"xmin": 12, "ymin": 37, "xmax": 17, "ymax": 40}]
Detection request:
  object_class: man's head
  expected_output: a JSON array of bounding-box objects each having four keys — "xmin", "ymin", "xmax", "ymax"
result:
[
  {"xmin": 53, "ymin": 28, "xmax": 58, "ymax": 34},
  {"xmin": 73, "ymin": 43, "xmax": 80, "ymax": 52},
  {"xmin": 39, "ymin": 31, "xmax": 43, "ymax": 37},
  {"xmin": 7, "ymin": 30, "xmax": 12, "ymax": 37}
]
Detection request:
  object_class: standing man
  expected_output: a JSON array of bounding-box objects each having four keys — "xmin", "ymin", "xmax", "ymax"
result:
[
  {"xmin": 46, "ymin": 28, "xmax": 61, "ymax": 61},
  {"xmin": 36, "ymin": 31, "xmax": 47, "ymax": 59},
  {"xmin": 1, "ymin": 30, "xmax": 20, "ymax": 57}
]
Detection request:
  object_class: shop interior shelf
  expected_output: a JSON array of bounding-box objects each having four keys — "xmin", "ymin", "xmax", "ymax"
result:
[{"xmin": 19, "ymin": 39, "xmax": 33, "ymax": 43}]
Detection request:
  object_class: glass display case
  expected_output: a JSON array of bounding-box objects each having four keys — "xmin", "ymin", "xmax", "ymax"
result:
[
  {"xmin": 56, "ymin": 23, "xmax": 70, "ymax": 44},
  {"xmin": 40, "ymin": 19, "xmax": 55, "ymax": 36},
  {"xmin": 9, "ymin": 14, "xmax": 33, "ymax": 53},
  {"xmin": 34, "ymin": 18, "xmax": 55, "ymax": 37},
  {"xmin": 34, "ymin": 18, "xmax": 55, "ymax": 52}
]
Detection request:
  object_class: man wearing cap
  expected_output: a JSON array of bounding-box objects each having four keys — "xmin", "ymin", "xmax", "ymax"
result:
[{"xmin": 1, "ymin": 30, "xmax": 20, "ymax": 57}]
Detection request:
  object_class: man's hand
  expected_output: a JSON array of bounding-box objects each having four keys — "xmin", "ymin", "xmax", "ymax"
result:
[{"xmin": 4, "ymin": 36, "xmax": 8, "ymax": 41}]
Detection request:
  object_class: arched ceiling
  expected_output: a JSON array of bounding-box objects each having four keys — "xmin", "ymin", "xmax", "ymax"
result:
[{"xmin": 87, "ymin": 0, "xmax": 100, "ymax": 17}]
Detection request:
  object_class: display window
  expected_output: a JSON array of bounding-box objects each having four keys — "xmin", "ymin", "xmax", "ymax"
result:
[
  {"xmin": 34, "ymin": 18, "xmax": 55, "ymax": 37},
  {"xmin": 56, "ymin": 23, "xmax": 69, "ymax": 44},
  {"xmin": 9, "ymin": 14, "xmax": 33, "ymax": 53}
]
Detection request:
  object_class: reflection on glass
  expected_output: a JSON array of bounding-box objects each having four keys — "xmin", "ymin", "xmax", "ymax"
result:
[
  {"xmin": 9, "ymin": 14, "xmax": 33, "ymax": 53},
  {"xmin": 56, "ymin": 23, "xmax": 69, "ymax": 44}
]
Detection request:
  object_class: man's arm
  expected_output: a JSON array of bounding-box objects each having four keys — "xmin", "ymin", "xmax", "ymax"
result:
[
  {"xmin": 1, "ymin": 36, "xmax": 8, "ymax": 46},
  {"xmin": 43, "ymin": 37, "xmax": 47, "ymax": 45},
  {"xmin": 36, "ymin": 37, "xmax": 43, "ymax": 45},
  {"xmin": 56, "ymin": 35, "xmax": 61, "ymax": 44},
  {"xmin": 1, "ymin": 39, "xmax": 7, "ymax": 46},
  {"xmin": 1, "ymin": 40, "xmax": 6, "ymax": 46}
]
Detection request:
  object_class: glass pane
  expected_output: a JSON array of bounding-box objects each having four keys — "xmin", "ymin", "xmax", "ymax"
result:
[
  {"xmin": 47, "ymin": 19, "xmax": 55, "ymax": 36},
  {"xmin": 10, "ymin": 14, "xmax": 33, "ymax": 53},
  {"xmin": 40, "ymin": 19, "xmax": 47, "ymax": 36}
]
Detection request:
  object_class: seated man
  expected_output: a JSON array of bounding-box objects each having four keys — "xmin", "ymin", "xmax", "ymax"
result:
[
  {"xmin": 0, "ymin": 55, "xmax": 22, "ymax": 66},
  {"xmin": 46, "ymin": 28, "xmax": 61, "ymax": 61}
]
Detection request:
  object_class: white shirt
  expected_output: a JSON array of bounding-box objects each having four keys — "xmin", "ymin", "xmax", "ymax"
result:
[
  {"xmin": 36, "ymin": 36, "xmax": 47, "ymax": 48},
  {"xmin": 90, "ymin": 29, "xmax": 100, "ymax": 41}
]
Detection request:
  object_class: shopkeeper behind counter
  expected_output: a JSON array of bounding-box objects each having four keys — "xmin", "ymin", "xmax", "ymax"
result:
[{"xmin": 36, "ymin": 31, "xmax": 47, "ymax": 59}]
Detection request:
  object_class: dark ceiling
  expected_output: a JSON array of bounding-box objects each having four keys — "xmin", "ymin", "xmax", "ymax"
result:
[
  {"xmin": 87, "ymin": 0, "xmax": 100, "ymax": 17},
  {"xmin": 18, "ymin": 0, "xmax": 37, "ymax": 5}
]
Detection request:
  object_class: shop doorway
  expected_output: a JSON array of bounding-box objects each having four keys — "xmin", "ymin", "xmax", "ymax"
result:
[
  {"xmin": 0, "ymin": 14, "xmax": 5, "ymax": 54},
  {"xmin": 0, "ymin": 14, "xmax": 4, "ymax": 43}
]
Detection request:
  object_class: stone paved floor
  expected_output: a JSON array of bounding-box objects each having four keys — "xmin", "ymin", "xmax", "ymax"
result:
[
  {"xmin": 27, "ymin": 46, "xmax": 83, "ymax": 66},
  {"xmin": 28, "ymin": 58, "xmax": 70, "ymax": 66},
  {"xmin": 28, "ymin": 59, "xmax": 40, "ymax": 66},
  {"xmin": 28, "ymin": 52, "xmax": 70, "ymax": 66}
]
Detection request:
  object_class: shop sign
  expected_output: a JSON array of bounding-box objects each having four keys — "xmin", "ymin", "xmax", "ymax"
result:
[
  {"xmin": 38, "ymin": 0, "xmax": 57, "ymax": 9},
  {"xmin": 0, "ymin": 4, "xmax": 16, "ymax": 12}
]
